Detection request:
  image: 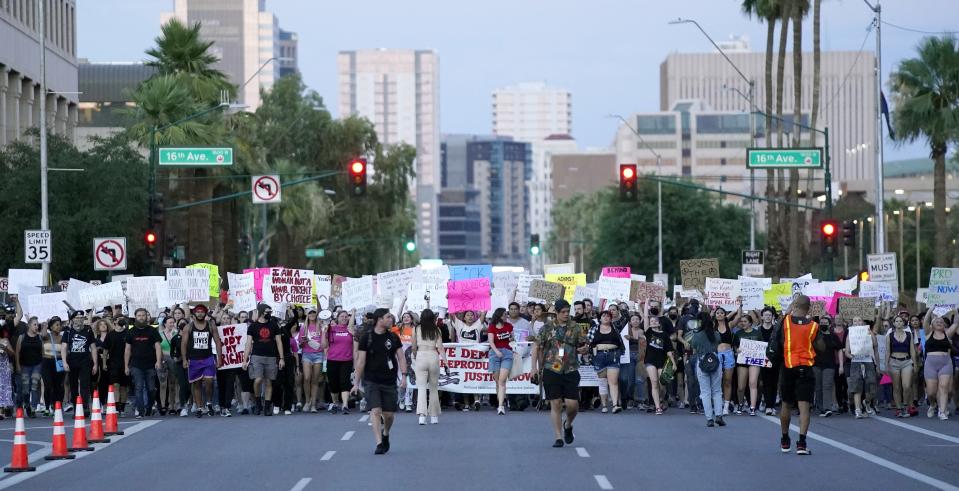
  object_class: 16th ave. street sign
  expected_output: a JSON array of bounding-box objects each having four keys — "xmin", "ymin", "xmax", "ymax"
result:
[
  {"xmin": 158, "ymin": 147, "xmax": 234, "ymax": 166},
  {"xmin": 746, "ymin": 148, "xmax": 823, "ymax": 169}
]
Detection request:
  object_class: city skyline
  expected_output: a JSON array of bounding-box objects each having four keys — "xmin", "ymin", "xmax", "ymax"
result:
[{"xmin": 77, "ymin": 1, "xmax": 959, "ymax": 162}]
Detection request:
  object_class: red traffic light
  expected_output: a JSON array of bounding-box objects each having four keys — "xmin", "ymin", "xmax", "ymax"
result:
[
  {"xmin": 821, "ymin": 222, "xmax": 836, "ymax": 236},
  {"xmin": 144, "ymin": 230, "xmax": 157, "ymax": 246},
  {"xmin": 622, "ymin": 167, "xmax": 635, "ymax": 179},
  {"xmin": 350, "ymin": 160, "xmax": 365, "ymax": 175}
]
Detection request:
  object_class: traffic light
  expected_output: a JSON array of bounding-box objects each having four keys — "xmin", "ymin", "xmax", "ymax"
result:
[
  {"xmin": 530, "ymin": 234, "xmax": 541, "ymax": 255},
  {"xmin": 149, "ymin": 193, "xmax": 164, "ymax": 229},
  {"xmin": 842, "ymin": 220, "xmax": 856, "ymax": 247},
  {"xmin": 349, "ymin": 158, "xmax": 367, "ymax": 196},
  {"xmin": 820, "ymin": 219, "xmax": 838, "ymax": 256},
  {"xmin": 144, "ymin": 230, "xmax": 158, "ymax": 259},
  {"xmin": 405, "ymin": 240, "xmax": 416, "ymax": 253},
  {"xmin": 619, "ymin": 164, "xmax": 638, "ymax": 201},
  {"xmin": 165, "ymin": 233, "xmax": 177, "ymax": 258}
]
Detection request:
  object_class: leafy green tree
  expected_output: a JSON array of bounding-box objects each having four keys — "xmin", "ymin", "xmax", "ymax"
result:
[{"xmin": 890, "ymin": 35, "xmax": 959, "ymax": 267}]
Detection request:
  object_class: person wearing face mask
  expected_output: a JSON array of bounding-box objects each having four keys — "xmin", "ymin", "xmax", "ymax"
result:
[
  {"xmin": 678, "ymin": 300, "xmax": 710, "ymax": 415},
  {"xmin": 243, "ymin": 304, "xmax": 285, "ymax": 416},
  {"xmin": 124, "ymin": 308, "xmax": 162, "ymax": 419},
  {"xmin": 644, "ymin": 301, "xmax": 677, "ymax": 415},
  {"xmin": 60, "ymin": 310, "xmax": 98, "ymax": 412},
  {"xmin": 811, "ymin": 315, "xmax": 842, "ymax": 417},
  {"xmin": 180, "ymin": 304, "xmax": 223, "ymax": 417},
  {"xmin": 758, "ymin": 306, "xmax": 780, "ymax": 415}
]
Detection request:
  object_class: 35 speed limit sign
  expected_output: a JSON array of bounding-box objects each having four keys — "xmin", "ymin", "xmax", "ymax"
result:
[{"xmin": 24, "ymin": 230, "xmax": 52, "ymax": 264}]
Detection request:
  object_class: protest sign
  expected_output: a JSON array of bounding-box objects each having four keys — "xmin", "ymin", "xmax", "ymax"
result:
[
  {"xmin": 738, "ymin": 276, "xmax": 770, "ymax": 311},
  {"xmin": 376, "ymin": 267, "xmax": 420, "ymax": 298},
  {"xmin": 735, "ymin": 339, "xmax": 769, "ymax": 367},
  {"xmin": 341, "ymin": 276, "xmax": 375, "ymax": 311},
  {"xmin": 492, "ymin": 271, "xmax": 520, "ymax": 291},
  {"xmin": 7, "ymin": 269, "xmax": 42, "ymax": 296},
  {"xmin": 26, "ymin": 292, "xmax": 69, "ymax": 321},
  {"xmin": 572, "ymin": 284, "xmax": 597, "ymax": 303},
  {"xmin": 927, "ymin": 268, "xmax": 959, "ymax": 307},
  {"xmin": 630, "ymin": 274, "xmax": 648, "ymax": 283},
  {"xmin": 786, "ymin": 274, "xmax": 819, "ymax": 297},
  {"xmin": 405, "ymin": 283, "xmax": 430, "ymax": 313},
  {"xmin": 187, "ymin": 263, "xmax": 220, "ymax": 297},
  {"xmin": 155, "ymin": 281, "xmax": 183, "ymax": 308},
  {"xmin": 597, "ymin": 276, "xmax": 631, "ymax": 302},
  {"xmin": 408, "ymin": 343, "xmax": 537, "ymax": 394},
  {"xmin": 314, "ymin": 275, "xmax": 332, "ymax": 309},
  {"xmin": 653, "ymin": 273, "xmax": 669, "ymax": 289},
  {"xmin": 630, "ymin": 281, "xmax": 666, "ymax": 303},
  {"xmin": 268, "ymin": 268, "xmax": 314, "ymax": 306},
  {"xmin": 916, "ymin": 288, "xmax": 928, "ymax": 305},
  {"xmin": 490, "ymin": 287, "xmax": 514, "ymax": 312},
  {"xmin": 515, "ymin": 274, "xmax": 543, "ymax": 303},
  {"xmin": 809, "ymin": 300, "xmax": 826, "ymax": 318},
  {"xmin": 447, "ymin": 278, "xmax": 491, "ymax": 313},
  {"xmin": 543, "ymin": 263, "xmax": 575, "ymax": 276},
  {"xmin": 838, "ymin": 297, "xmax": 876, "ymax": 321},
  {"xmin": 217, "ymin": 323, "xmax": 248, "ymax": 370},
  {"xmin": 78, "ymin": 281, "xmax": 125, "ymax": 311},
  {"xmin": 876, "ymin": 332, "xmax": 889, "ymax": 372},
  {"xmin": 228, "ymin": 272, "xmax": 257, "ymax": 312},
  {"xmin": 449, "ymin": 265, "xmax": 493, "ymax": 283},
  {"xmin": 763, "ymin": 282, "xmax": 792, "ymax": 310},
  {"xmin": 848, "ymin": 325, "xmax": 873, "ymax": 358},
  {"xmin": 704, "ymin": 278, "xmax": 740, "ymax": 310},
  {"xmin": 167, "ymin": 268, "xmax": 210, "ymax": 303},
  {"xmin": 65, "ymin": 278, "xmax": 93, "ymax": 310},
  {"xmin": 601, "ymin": 266, "xmax": 631, "ymax": 279},
  {"xmin": 545, "ymin": 273, "xmax": 586, "ymax": 302},
  {"xmin": 126, "ymin": 276, "xmax": 165, "ymax": 316},
  {"xmin": 826, "ymin": 292, "xmax": 853, "ymax": 316},
  {"xmin": 859, "ymin": 280, "xmax": 895, "ymax": 303},
  {"xmin": 527, "ymin": 279, "xmax": 565, "ymax": 304},
  {"xmin": 331, "ymin": 274, "xmax": 346, "ymax": 305},
  {"xmin": 243, "ymin": 267, "xmax": 278, "ymax": 302},
  {"xmin": 680, "ymin": 259, "xmax": 719, "ymax": 291}
]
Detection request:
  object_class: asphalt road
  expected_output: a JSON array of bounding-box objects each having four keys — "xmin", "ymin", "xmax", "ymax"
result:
[{"xmin": 0, "ymin": 405, "xmax": 957, "ymax": 491}]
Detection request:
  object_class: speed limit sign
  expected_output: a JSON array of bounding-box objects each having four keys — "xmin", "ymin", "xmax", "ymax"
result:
[{"xmin": 24, "ymin": 230, "xmax": 52, "ymax": 264}]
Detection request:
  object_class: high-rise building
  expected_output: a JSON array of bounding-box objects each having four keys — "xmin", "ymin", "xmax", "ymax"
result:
[
  {"xmin": 163, "ymin": 0, "xmax": 299, "ymax": 109},
  {"xmin": 76, "ymin": 61, "xmax": 155, "ymax": 149},
  {"xmin": 492, "ymin": 82, "xmax": 573, "ymax": 256},
  {"xmin": 0, "ymin": 0, "xmax": 78, "ymax": 145},
  {"xmin": 338, "ymin": 49, "xmax": 441, "ymax": 257},
  {"xmin": 660, "ymin": 49, "xmax": 876, "ymax": 197}
]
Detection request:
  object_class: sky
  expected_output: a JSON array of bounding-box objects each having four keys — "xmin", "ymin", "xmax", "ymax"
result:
[{"xmin": 77, "ymin": 0, "xmax": 959, "ymax": 161}]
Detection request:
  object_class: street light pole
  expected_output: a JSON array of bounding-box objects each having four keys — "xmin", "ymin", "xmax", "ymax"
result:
[
  {"xmin": 864, "ymin": 0, "xmax": 886, "ymax": 253},
  {"xmin": 37, "ymin": 0, "xmax": 49, "ymax": 286}
]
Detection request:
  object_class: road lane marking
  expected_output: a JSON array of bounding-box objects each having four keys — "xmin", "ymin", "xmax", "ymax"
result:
[
  {"xmin": 359, "ymin": 415, "xmax": 369, "ymax": 422},
  {"xmin": 290, "ymin": 477, "xmax": 312, "ymax": 491},
  {"xmin": 0, "ymin": 420, "xmax": 160, "ymax": 489},
  {"xmin": 320, "ymin": 451, "xmax": 336, "ymax": 461},
  {"xmin": 873, "ymin": 416, "xmax": 959, "ymax": 444},
  {"xmin": 341, "ymin": 431, "xmax": 355, "ymax": 441},
  {"xmin": 594, "ymin": 475, "xmax": 613, "ymax": 490},
  {"xmin": 761, "ymin": 416, "xmax": 959, "ymax": 491},
  {"xmin": 576, "ymin": 447, "xmax": 590, "ymax": 457}
]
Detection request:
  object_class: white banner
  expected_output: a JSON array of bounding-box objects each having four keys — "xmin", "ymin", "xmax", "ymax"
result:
[
  {"xmin": 166, "ymin": 268, "xmax": 210, "ymax": 302},
  {"xmin": 126, "ymin": 276, "xmax": 165, "ymax": 317},
  {"xmin": 597, "ymin": 276, "xmax": 630, "ymax": 302},
  {"xmin": 341, "ymin": 276, "xmax": 375, "ymax": 311},
  {"xmin": 78, "ymin": 281, "xmax": 125, "ymax": 311},
  {"xmin": 408, "ymin": 343, "xmax": 538, "ymax": 394},
  {"xmin": 735, "ymin": 339, "xmax": 769, "ymax": 367},
  {"xmin": 376, "ymin": 267, "xmax": 421, "ymax": 298},
  {"xmin": 228, "ymin": 272, "xmax": 257, "ymax": 313},
  {"xmin": 26, "ymin": 291, "xmax": 69, "ymax": 321}
]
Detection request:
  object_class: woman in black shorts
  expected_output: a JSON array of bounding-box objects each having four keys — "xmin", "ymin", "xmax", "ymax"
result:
[{"xmin": 643, "ymin": 309, "xmax": 675, "ymax": 415}]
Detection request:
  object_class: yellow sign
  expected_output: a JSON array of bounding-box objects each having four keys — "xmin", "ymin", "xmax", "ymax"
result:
[
  {"xmin": 545, "ymin": 273, "xmax": 586, "ymax": 302},
  {"xmin": 187, "ymin": 263, "xmax": 220, "ymax": 298},
  {"xmin": 763, "ymin": 282, "xmax": 792, "ymax": 311}
]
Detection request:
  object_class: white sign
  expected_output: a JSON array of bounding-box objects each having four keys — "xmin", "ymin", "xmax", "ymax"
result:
[
  {"xmin": 490, "ymin": 287, "xmax": 514, "ymax": 312},
  {"xmin": 653, "ymin": 273, "xmax": 669, "ymax": 289},
  {"xmin": 515, "ymin": 274, "xmax": 543, "ymax": 304},
  {"xmin": 543, "ymin": 263, "xmax": 575, "ymax": 275},
  {"xmin": 859, "ymin": 280, "xmax": 896, "ymax": 303},
  {"xmin": 867, "ymin": 253, "xmax": 898, "ymax": 283},
  {"xmin": 597, "ymin": 276, "xmax": 631, "ymax": 302},
  {"xmin": 7, "ymin": 269, "xmax": 43, "ymax": 296},
  {"xmin": 735, "ymin": 339, "xmax": 769, "ymax": 367},
  {"xmin": 93, "ymin": 237, "xmax": 127, "ymax": 271},
  {"xmin": 26, "ymin": 291, "xmax": 69, "ymax": 321},
  {"xmin": 126, "ymin": 276, "xmax": 165, "ymax": 317},
  {"xmin": 24, "ymin": 230, "xmax": 52, "ymax": 264},
  {"xmin": 492, "ymin": 271, "xmax": 520, "ymax": 291},
  {"xmin": 738, "ymin": 276, "xmax": 770, "ymax": 311},
  {"xmin": 704, "ymin": 278, "xmax": 741, "ymax": 310},
  {"xmin": 226, "ymin": 272, "xmax": 256, "ymax": 312},
  {"xmin": 572, "ymin": 284, "xmax": 597, "ymax": 303},
  {"xmin": 252, "ymin": 175, "xmax": 281, "ymax": 204},
  {"xmin": 78, "ymin": 281, "xmax": 125, "ymax": 311},
  {"xmin": 927, "ymin": 268, "xmax": 959, "ymax": 307},
  {"xmin": 341, "ymin": 276, "xmax": 375, "ymax": 311},
  {"xmin": 849, "ymin": 325, "xmax": 873, "ymax": 358},
  {"xmin": 405, "ymin": 283, "xmax": 430, "ymax": 313},
  {"xmin": 314, "ymin": 275, "xmax": 332, "ymax": 310},
  {"xmin": 376, "ymin": 267, "xmax": 420, "ymax": 298},
  {"xmin": 166, "ymin": 268, "xmax": 210, "ymax": 302},
  {"xmin": 916, "ymin": 288, "xmax": 929, "ymax": 305},
  {"xmin": 217, "ymin": 323, "xmax": 248, "ymax": 370}
]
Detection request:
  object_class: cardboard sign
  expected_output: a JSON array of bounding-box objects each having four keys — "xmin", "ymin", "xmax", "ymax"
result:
[
  {"xmin": 680, "ymin": 259, "xmax": 719, "ymax": 291},
  {"xmin": 735, "ymin": 339, "xmax": 769, "ymax": 367},
  {"xmin": 545, "ymin": 273, "xmax": 586, "ymax": 302},
  {"xmin": 597, "ymin": 276, "xmax": 631, "ymax": 302},
  {"xmin": 167, "ymin": 268, "xmax": 210, "ymax": 303},
  {"xmin": 810, "ymin": 300, "xmax": 826, "ymax": 318},
  {"xmin": 228, "ymin": 272, "xmax": 257, "ymax": 312},
  {"xmin": 630, "ymin": 281, "xmax": 666, "ymax": 303},
  {"xmin": 601, "ymin": 266, "xmax": 631, "ymax": 279},
  {"xmin": 217, "ymin": 323, "xmax": 248, "ymax": 370},
  {"xmin": 543, "ymin": 263, "xmax": 575, "ymax": 276},
  {"xmin": 341, "ymin": 276, "xmax": 375, "ymax": 311},
  {"xmin": 527, "ymin": 279, "xmax": 565, "ymax": 304},
  {"xmin": 838, "ymin": 297, "xmax": 876, "ymax": 321},
  {"xmin": 447, "ymin": 278, "xmax": 491, "ymax": 313}
]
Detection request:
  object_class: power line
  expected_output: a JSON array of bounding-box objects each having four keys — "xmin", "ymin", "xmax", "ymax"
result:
[
  {"xmin": 882, "ymin": 20, "xmax": 959, "ymax": 35},
  {"xmin": 821, "ymin": 23, "xmax": 874, "ymax": 113}
]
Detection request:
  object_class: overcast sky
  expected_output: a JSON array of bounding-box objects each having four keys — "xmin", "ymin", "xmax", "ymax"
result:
[{"xmin": 78, "ymin": 0, "xmax": 959, "ymax": 161}]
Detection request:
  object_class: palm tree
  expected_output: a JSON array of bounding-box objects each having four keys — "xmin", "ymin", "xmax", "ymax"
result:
[
  {"xmin": 145, "ymin": 18, "xmax": 233, "ymax": 104},
  {"xmin": 890, "ymin": 35, "xmax": 959, "ymax": 267}
]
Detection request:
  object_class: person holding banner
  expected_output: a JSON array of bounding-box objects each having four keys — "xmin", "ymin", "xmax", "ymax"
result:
[
  {"xmin": 733, "ymin": 313, "xmax": 763, "ymax": 416},
  {"xmin": 486, "ymin": 308, "xmax": 515, "ymax": 415},
  {"xmin": 921, "ymin": 308, "xmax": 957, "ymax": 420},
  {"xmin": 181, "ymin": 305, "xmax": 223, "ymax": 417},
  {"xmin": 412, "ymin": 309, "xmax": 444, "ymax": 424},
  {"xmin": 590, "ymin": 311, "xmax": 625, "ymax": 414},
  {"xmin": 885, "ymin": 315, "xmax": 917, "ymax": 418},
  {"xmin": 532, "ymin": 300, "xmax": 586, "ymax": 448},
  {"xmin": 353, "ymin": 308, "xmax": 407, "ymax": 455}
]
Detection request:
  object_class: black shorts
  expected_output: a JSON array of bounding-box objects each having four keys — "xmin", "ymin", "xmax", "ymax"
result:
[
  {"xmin": 108, "ymin": 365, "xmax": 129, "ymax": 386},
  {"xmin": 363, "ymin": 381, "xmax": 398, "ymax": 412},
  {"xmin": 780, "ymin": 366, "xmax": 815, "ymax": 404},
  {"xmin": 543, "ymin": 370, "xmax": 580, "ymax": 401},
  {"xmin": 327, "ymin": 360, "xmax": 353, "ymax": 394}
]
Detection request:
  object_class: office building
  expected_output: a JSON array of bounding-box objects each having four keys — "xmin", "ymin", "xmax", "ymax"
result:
[
  {"xmin": 338, "ymin": 49, "xmax": 441, "ymax": 257},
  {"xmin": 492, "ymin": 82, "xmax": 573, "ymax": 252},
  {"xmin": 0, "ymin": 0, "xmax": 78, "ymax": 145},
  {"xmin": 163, "ymin": 0, "xmax": 299, "ymax": 109},
  {"xmin": 660, "ymin": 48, "xmax": 875, "ymax": 195},
  {"xmin": 551, "ymin": 151, "xmax": 617, "ymax": 202},
  {"xmin": 76, "ymin": 61, "xmax": 155, "ymax": 149}
]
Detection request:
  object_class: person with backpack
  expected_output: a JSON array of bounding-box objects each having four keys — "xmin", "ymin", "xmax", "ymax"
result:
[
  {"xmin": 352, "ymin": 308, "xmax": 407, "ymax": 455},
  {"xmin": 690, "ymin": 309, "xmax": 724, "ymax": 428}
]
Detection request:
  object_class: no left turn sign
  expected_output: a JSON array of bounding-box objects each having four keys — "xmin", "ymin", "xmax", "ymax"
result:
[
  {"xmin": 93, "ymin": 237, "xmax": 127, "ymax": 271},
  {"xmin": 252, "ymin": 175, "xmax": 281, "ymax": 204}
]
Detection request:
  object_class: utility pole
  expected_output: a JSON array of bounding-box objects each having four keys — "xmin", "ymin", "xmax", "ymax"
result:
[
  {"xmin": 865, "ymin": 0, "xmax": 886, "ymax": 253},
  {"xmin": 37, "ymin": 0, "xmax": 49, "ymax": 286}
]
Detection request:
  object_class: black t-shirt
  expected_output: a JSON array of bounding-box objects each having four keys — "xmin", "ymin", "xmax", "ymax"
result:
[
  {"xmin": 249, "ymin": 320, "xmax": 280, "ymax": 358},
  {"xmin": 358, "ymin": 329, "xmax": 401, "ymax": 385},
  {"xmin": 126, "ymin": 325, "xmax": 162, "ymax": 369},
  {"xmin": 18, "ymin": 332, "xmax": 43, "ymax": 366},
  {"xmin": 104, "ymin": 330, "xmax": 127, "ymax": 368},
  {"xmin": 187, "ymin": 322, "xmax": 215, "ymax": 360},
  {"xmin": 62, "ymin": 326, "xmax": 96, "ymax": 365},
  {"xmin": 644, "ymin": 327, "xmax": 674, "ymax": 367}
]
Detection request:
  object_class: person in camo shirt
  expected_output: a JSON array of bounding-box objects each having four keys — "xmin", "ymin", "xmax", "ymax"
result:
[{"xmin": 532, "ymin": 300, "xmax": 588, "ymax": 448}]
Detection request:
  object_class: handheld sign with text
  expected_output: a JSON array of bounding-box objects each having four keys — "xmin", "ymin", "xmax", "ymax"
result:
[
  {"xmin": 527, "ymin": 279, "xmax": 564, "ymax": 304},
  {"xmin": 867, "ymin": 253, "xmax": 898, "ymax": 283},
  {"xmin": 217, "ymin": 324, "xmax": 248, "ymax": 370},
  {"xmin": 544, "ymin": 273, "xmax": 586, "ymax": 302},
  {"xmin": 837, "ymin": 297, "xmax": 876, "ymax": 321},
  {"xmin": 680, "ymin": 258, "xmax": 720, "ymax": 291},
  {"xmin": 601, "ymin": 266, "xmax": 631, "ymax": 279},
  {"xmin": 736, "ymin": 339, "xmax": 769, "ymax": 367},
  {"xmin": 630, "ymin": 281, "xmax": 666, "ymax": 303},
  {"xmin": 927, "ymin": 268, "xmax": 959, "ymax": 307},
  {"xmin": 447, "ymin": 278, "xmax": 491, "ymax": 313}
]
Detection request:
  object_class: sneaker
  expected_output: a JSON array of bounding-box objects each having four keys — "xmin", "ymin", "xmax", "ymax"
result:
[
  {"xmin": 552, "ymin": 439, "xmax": 564, "ymax": 448},
  {"xmin": 180, "ymin": 407, "xmax": 189, "ymax": 417},
  {"xmin": 398, "ymin": 402, "xmax": 406, "ymax": 411},
  {"xmin": 224, "ymin": 409, "xmax": 232, "ymax": 417},
  {"xmin": 901, "ymin": 409, "xmax": 911, "ymax": 419},
  {"xmin": 135, "ymin": 413, "xmax": 143, "ymax": 420},
  {"xmin": 895, "ymin": 409, "xmax": 903, "ymax": 418},
  {"xmin": 928, "ymin": 406, "xmax": 936, "ymax": 419},
  {"xmin": 240, "ymin": 407, "xmax": 250, "ymax": 415},
  {"xmin": 655, "ymin": 407, "xmax": 664, "ymax": 415},
  {"xmin": 328, "ymin": 403, "xmax": 339, "ymax": 414},
  {"xmin": 865, "ymin": 404, "xmax": 876, "ymax": 416},
  {"xmin": 64, "ymin": 403, "xmax": 74, "ymax": 413},
  {"xmin": 612, "ymin": 406, "xmax": 622, "ymax": 414},
  {"xmin": 194, "ymin": 409, "xmax": 203, "ymax": 418},
  {"xmin": 855, "ymin": 409, "xmax": 864, "ymax": 419},
  {"xmin": 601, "ymin": 407, "xmax": 608, "ymax": 414},
  {"xmin": 706, "ymin": 419, "xmax": 715, "ymax": 427},
  {"xmin": 780, "ymin": 435, "xmax": 791, "ymax": 453},
  {"xmin": 207, "ymin": 403, "xmax": 215, "ymax": 415},
  {"xmin": 272, "ymin": 406, "xmax": 280, "ymax": 416},
  {"xmin": 722, "ymin": 402, "xmax": 730, "ymax": 416},
  {"xmin": 295, "ymin": 402, "xmax": 303, "ymax": 412},
  {"xmin": 497, "ymin": 406, "xmax": 506, "ymax": 415},
  {"xmin": 430, "ymin": 416, "xmax": 439, "ymax": 424},
  {"xmin": 563, "ymin": 423, "xmax": 574, "ymax": 444},
  {"xmin": 284, "ymin": 410, "xmax": 293, "ymax": 415},
  {"xmin": 735, "ymin": 407, "xmax": 743, "ymax": 415},
  {"xmin": 749, "ymin": 408, "xmax": 757, "ymax": 416},
  {"xmin": 823, "ymin": 410, "xmax": 833, "ymax": 418},
  {"xmin": 381, "ymin": 434, "xmax": 390, "ymax": 453},
  {"xmin": 418, "ymin": 415, "xmax": 426, "ymax": 425},
  {"xmin": 472, "ymin": 401, "xmax": 481, "ymax": 412},
  {"xmin": 310, "ymin": 405, "xmax": 318, "ymax": 413},
  {"xmin": 716, "ymin": 416, "xmax": 726, "ymax": 427},
  {"xmin": 939, "ymin": 412, "xmax": 949, "ymax": 421},
  {"xmin": 796, "ymin": 440, "xmax": 810, "ymax": 455},
  {"xmin": 819, "ymin": 411, "xmax": 827, "ymax": 417},
  {"xmin": 341, "ymin": 407, "xmax": 350, "ymax": 415},
  {"xmin": 374, "ymin": 443, "xmax": 386, "ymax": 455},
  {"xmin": 907, "ymin": 406, "xmax": 919, "ymax": 417},
  {"xmin": 688, "ymin": 404, "xmax": 697, "ymax": 414},
  {"xmin": 462, "ymin": 407, "xmax": 471, "ymax": 412},
  {"xmin": 765, "ymin": 408, "xmax": 774, "ymax": 416}
]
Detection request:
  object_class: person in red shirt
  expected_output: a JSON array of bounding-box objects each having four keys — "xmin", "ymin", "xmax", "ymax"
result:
[{"xmin": 487, "ymin": 308, "xmax": 514, "ymax": 415}]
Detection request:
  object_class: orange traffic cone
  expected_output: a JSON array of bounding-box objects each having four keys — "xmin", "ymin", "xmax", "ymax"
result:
[
  {"xmin": 87, "ymin": 391, "xmax": 110, "ymax": 444},
  {"xmin": 44, "ymin": 402, "xmax": 75, "ymax": 461},
  {"xmin": 4, "ymin": 408, "xmax": 36, "ymax": 472},
  {"xmin": 68, "ymin": 396, "xmax": 94, "ymax": 452},
  {"xmin": 104, "ymin": 386, "xmax": 123, "ymax": 436}
]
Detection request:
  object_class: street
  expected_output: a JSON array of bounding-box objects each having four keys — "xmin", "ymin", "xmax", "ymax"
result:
[{"xmin": 0, "ymin": 406, "xmax": 957, "ymax": 491}]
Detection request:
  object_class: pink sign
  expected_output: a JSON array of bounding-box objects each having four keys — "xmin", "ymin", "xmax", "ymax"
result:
[
  {"xmin": 826, "ymin": 292, "xmax": 853, "ymax": 316},
  {"xmin": 243, "ymin": 267, "xmax": 282, "ymax": 302},
  {"xmin": 601, "ymin": 266, "xmax": 631, "ymax": 279},
  {"xmin": 447, "ymin": 278, "xmax": 491, "ymax": 313}
]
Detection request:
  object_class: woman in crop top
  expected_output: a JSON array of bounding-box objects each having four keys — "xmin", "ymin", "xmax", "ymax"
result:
[
  {"xmin": 885, "ymin": 315, "xmax": 917, "ymax": 418},
  {"xmin": 591, "ymin": 311, "xmax": 626, "ymax": 413},
  {"xmin": 712, "ymin": 304, "xmax": 741, "ymax": 416},
  {"xmin": 921, "ymin": 308, "xmax": 958, "ymax": 420},
  {"xmin": 486, "ymin": 308, "xmax": 514, "ymax": 416}
]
